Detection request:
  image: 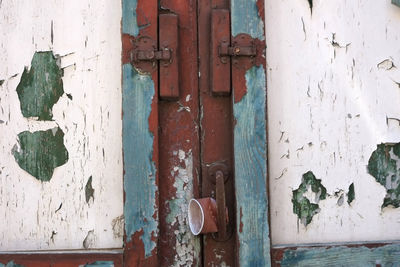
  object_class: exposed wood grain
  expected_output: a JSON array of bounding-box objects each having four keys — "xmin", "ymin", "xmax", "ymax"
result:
[
  {"xmin": 275, "ymin": 243, "xmax": 400, "ymax": 267},
  {"xmin": 231, "ymin": 0, "xmax": 269, "ymax": 265}
]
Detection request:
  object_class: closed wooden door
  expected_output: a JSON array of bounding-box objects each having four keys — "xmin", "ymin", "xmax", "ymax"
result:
[{"xmin": 0, "ymin": 0, "xmax": 268, "ymax": 266}]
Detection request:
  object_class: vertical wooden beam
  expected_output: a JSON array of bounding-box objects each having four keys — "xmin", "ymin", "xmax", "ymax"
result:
[
  {"xmin": 230, "ymin": 0, "xmax": 271, "ymax": 266},
  {"xmin": 122, "ymin": 0, "xmax": 159, "ymax": 266},
  {"xmin": 198, "ymin": 0, "xmax": 236, "ymax": 265},
  {"xmin": 158, "ymin": 0, "xmax": 201, "ymax": 266}
]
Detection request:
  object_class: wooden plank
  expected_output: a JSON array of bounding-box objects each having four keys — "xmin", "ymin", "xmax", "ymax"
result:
[
  {"xmin": 198, "ymin": 0, "xmax": 236, "ymax": 265},
  {"xmin": 159, "ymin": 14, "xmax": 179, "ymax": 100},
  {"xmin": 122, "ymin": 0, "xmax": 159, "ymax": 266},
  {"xmin": 230, "ymin": 0, "xmax": 270, "ymax": 266},
  {"xmin": 273, "ymin": 243, "xmax": 400, "ymax": 267},
  {"xmin": 0, "ymin": 253, "xmax": 122, "ymax": 267},
  {"xmin": 158, "ymin": 0, "xmax": 201, "ymax": 266}
]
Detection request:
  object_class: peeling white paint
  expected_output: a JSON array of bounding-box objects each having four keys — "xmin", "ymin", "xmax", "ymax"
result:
[
  {"xmin": 167, "ymin": 150, "xmax": 201, "ymax": 266},
  {"xmin": 266, "ymin": 0, "xmax": 400, "ymax": 245},
  {"xmin": 0, "ymin": 0, "xmax": 123, "ymax": 250}
]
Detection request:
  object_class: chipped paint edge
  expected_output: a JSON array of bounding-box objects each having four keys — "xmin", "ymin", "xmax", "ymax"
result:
[
  {"xmin": 231, "ymin": 0, "xmax": 270, "ymax": 265},
  {"xmin": 122, "ymin": 0, "xmax": 158, "ymax": 259}
]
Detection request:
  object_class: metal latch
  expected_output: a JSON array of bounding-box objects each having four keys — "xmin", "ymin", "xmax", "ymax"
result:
[
  {"xmin": 218, "ymin": 40, "xmax": 256, "ymax": 61},
  {"xmin": 129, "ymin": 13, "xmax": 180, "ymax": 100},
  {"xmin": 211, "ymin": 9, "xmax": 259, "ymax": 95},
  {"xmin": 131, "ymin": 47, "xmax": 172, "ymax": 62}
]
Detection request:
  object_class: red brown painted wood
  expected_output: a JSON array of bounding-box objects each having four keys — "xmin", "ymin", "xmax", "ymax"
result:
[
  {"xmin": 159, "ymin": 13, "xmax": 179, "ymax": 100},
  {"xmin": 210, "ymin": 9, "xmax": 231, "ymax": 95},
  {"xmin": 198, "ymin": 0, "xmax": 236, "ymax": 265},
  {"xmin": 158, "ymin": 0, "xmax": 201, "ymax": 266}
]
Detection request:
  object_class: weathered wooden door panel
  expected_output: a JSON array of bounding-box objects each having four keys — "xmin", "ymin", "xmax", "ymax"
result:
[
  {"xmin": 266, "ymin": 0, "xmax": 400, "ymax": 266},
  {"xmin": 158, "ymin": 0, "xmax": 201, "ymax": 266},
  {"xmin": 0, "ymin": 0, "xmax": 271, "ymax": 266},
  {"xmin": 0, "ymin": 0, "xmax": 123, "ymax": 253}
]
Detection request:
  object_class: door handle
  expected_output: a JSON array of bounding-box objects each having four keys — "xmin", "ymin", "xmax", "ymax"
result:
[{"xmin": 188, "ymin": 169, "xmax": 229, "ymax": 240}]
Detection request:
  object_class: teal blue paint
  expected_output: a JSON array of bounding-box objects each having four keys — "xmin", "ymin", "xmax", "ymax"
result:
[
  {"xmin": 122, "ymin": 0, "xmax": 139, "ymax": 36},
  {"xmin": 123, "ymin": 64, "xmax": 157, "ymax": 257},
  {"xmin": 393, "ymin": 0, "xmax": 400, "ymax": 7},
  {"xmin": 82, "ymin": 261, "xmax": 114, "ymax": 267},
  {"xmin": 0, "ymin": 261, "xmax": 24, "ymax": 267},
  {"xmin": 281, "ymin": 244, "xmax": 400, "ymax": 267},
  {"xmin": 233, "ymin": 66, "xmax": 270, "ymax": 267},
  {"xmin": 231, "ymin": 0, "xmax": 264, "ymax": 40}
]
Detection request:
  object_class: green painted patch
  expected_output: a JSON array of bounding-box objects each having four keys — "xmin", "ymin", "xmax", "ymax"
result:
[
  {"xmin": 393, "ymin": 0, "xmax": 400, "ymax": 7},
  {"xmin": 292, "ymin": 171, "xmax": 327, "ymax": 226},
  {"xmin": 347, "ymin": 183, "xmax": 355, "ymax": 205},
  {"xmin": 16, "ymin": 51, "xmax": 64, "ymax": 120},
  {"xmin": 85, "ymin": 176, "xmax": 95, "ymax": 203},
  {"xmin": 12, "ymin": 127, "xmax": 68, "ymax": 182},
  {"xmin": 367, "ymin": 143, "xmax": 400, "ymax": 208}
]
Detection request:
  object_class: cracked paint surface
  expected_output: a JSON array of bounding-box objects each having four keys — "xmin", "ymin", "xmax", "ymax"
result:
[
  {"xmin": 368, "ymin": 143, "xmax": 400, "ymax": 208},
  {"xmin": 16, "ymin": 51, "xmax": 64, "ymax": 121},
  {"xmin": 12, "ymin": 127, "xmax": 68, "ymax": 182},
  {"xmin": 267, "ymin": 0, "xmax": 400, "ymax": 245},
  {"xmin": 292, "ymin": 171, "xmax": 327, "ymax": 226},
  {"xmin": 0, "ymin": 0, "xmax": 123, "ymax": 250},
  {"xmin": 166, "ymin": 150, "xmax": 200, "ymax": 266}
]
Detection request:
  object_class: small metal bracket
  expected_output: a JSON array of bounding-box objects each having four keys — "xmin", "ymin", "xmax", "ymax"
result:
[
  {"xmin": 130, "ymin": 36, "xmax": 172, "ymax": 73},
  {"xmin": 219, "ymin": 35, "xmax": 257, "ymax": 64}
]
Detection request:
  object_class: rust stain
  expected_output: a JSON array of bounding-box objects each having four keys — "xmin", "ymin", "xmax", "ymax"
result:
[
  {"xmin": 256, "ymin": 0, "xmax": 265, "ymax": 22},
  {"xmin": 239, "ymin": 207, "xmax": 243, "ymax": 233},
  {"xmin": 233, "ymin": 38, "xmax": 266, "ymax": 103},
  {"xmin": 124, "ymin": 230, "xmax": 158, "ymax": 267},
  {"xmin": 122, "ymin": 34, "xmax": 135, "ymax": 65}
]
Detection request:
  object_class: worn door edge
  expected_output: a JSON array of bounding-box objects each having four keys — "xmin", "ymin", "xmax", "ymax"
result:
[
  {"xmin": 122, "ymin": 0, "xmax": 159, "ymax": 266},
  {"xmin": 230, "ymin": 0, "xmax": 271, "ymax": 266}
]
